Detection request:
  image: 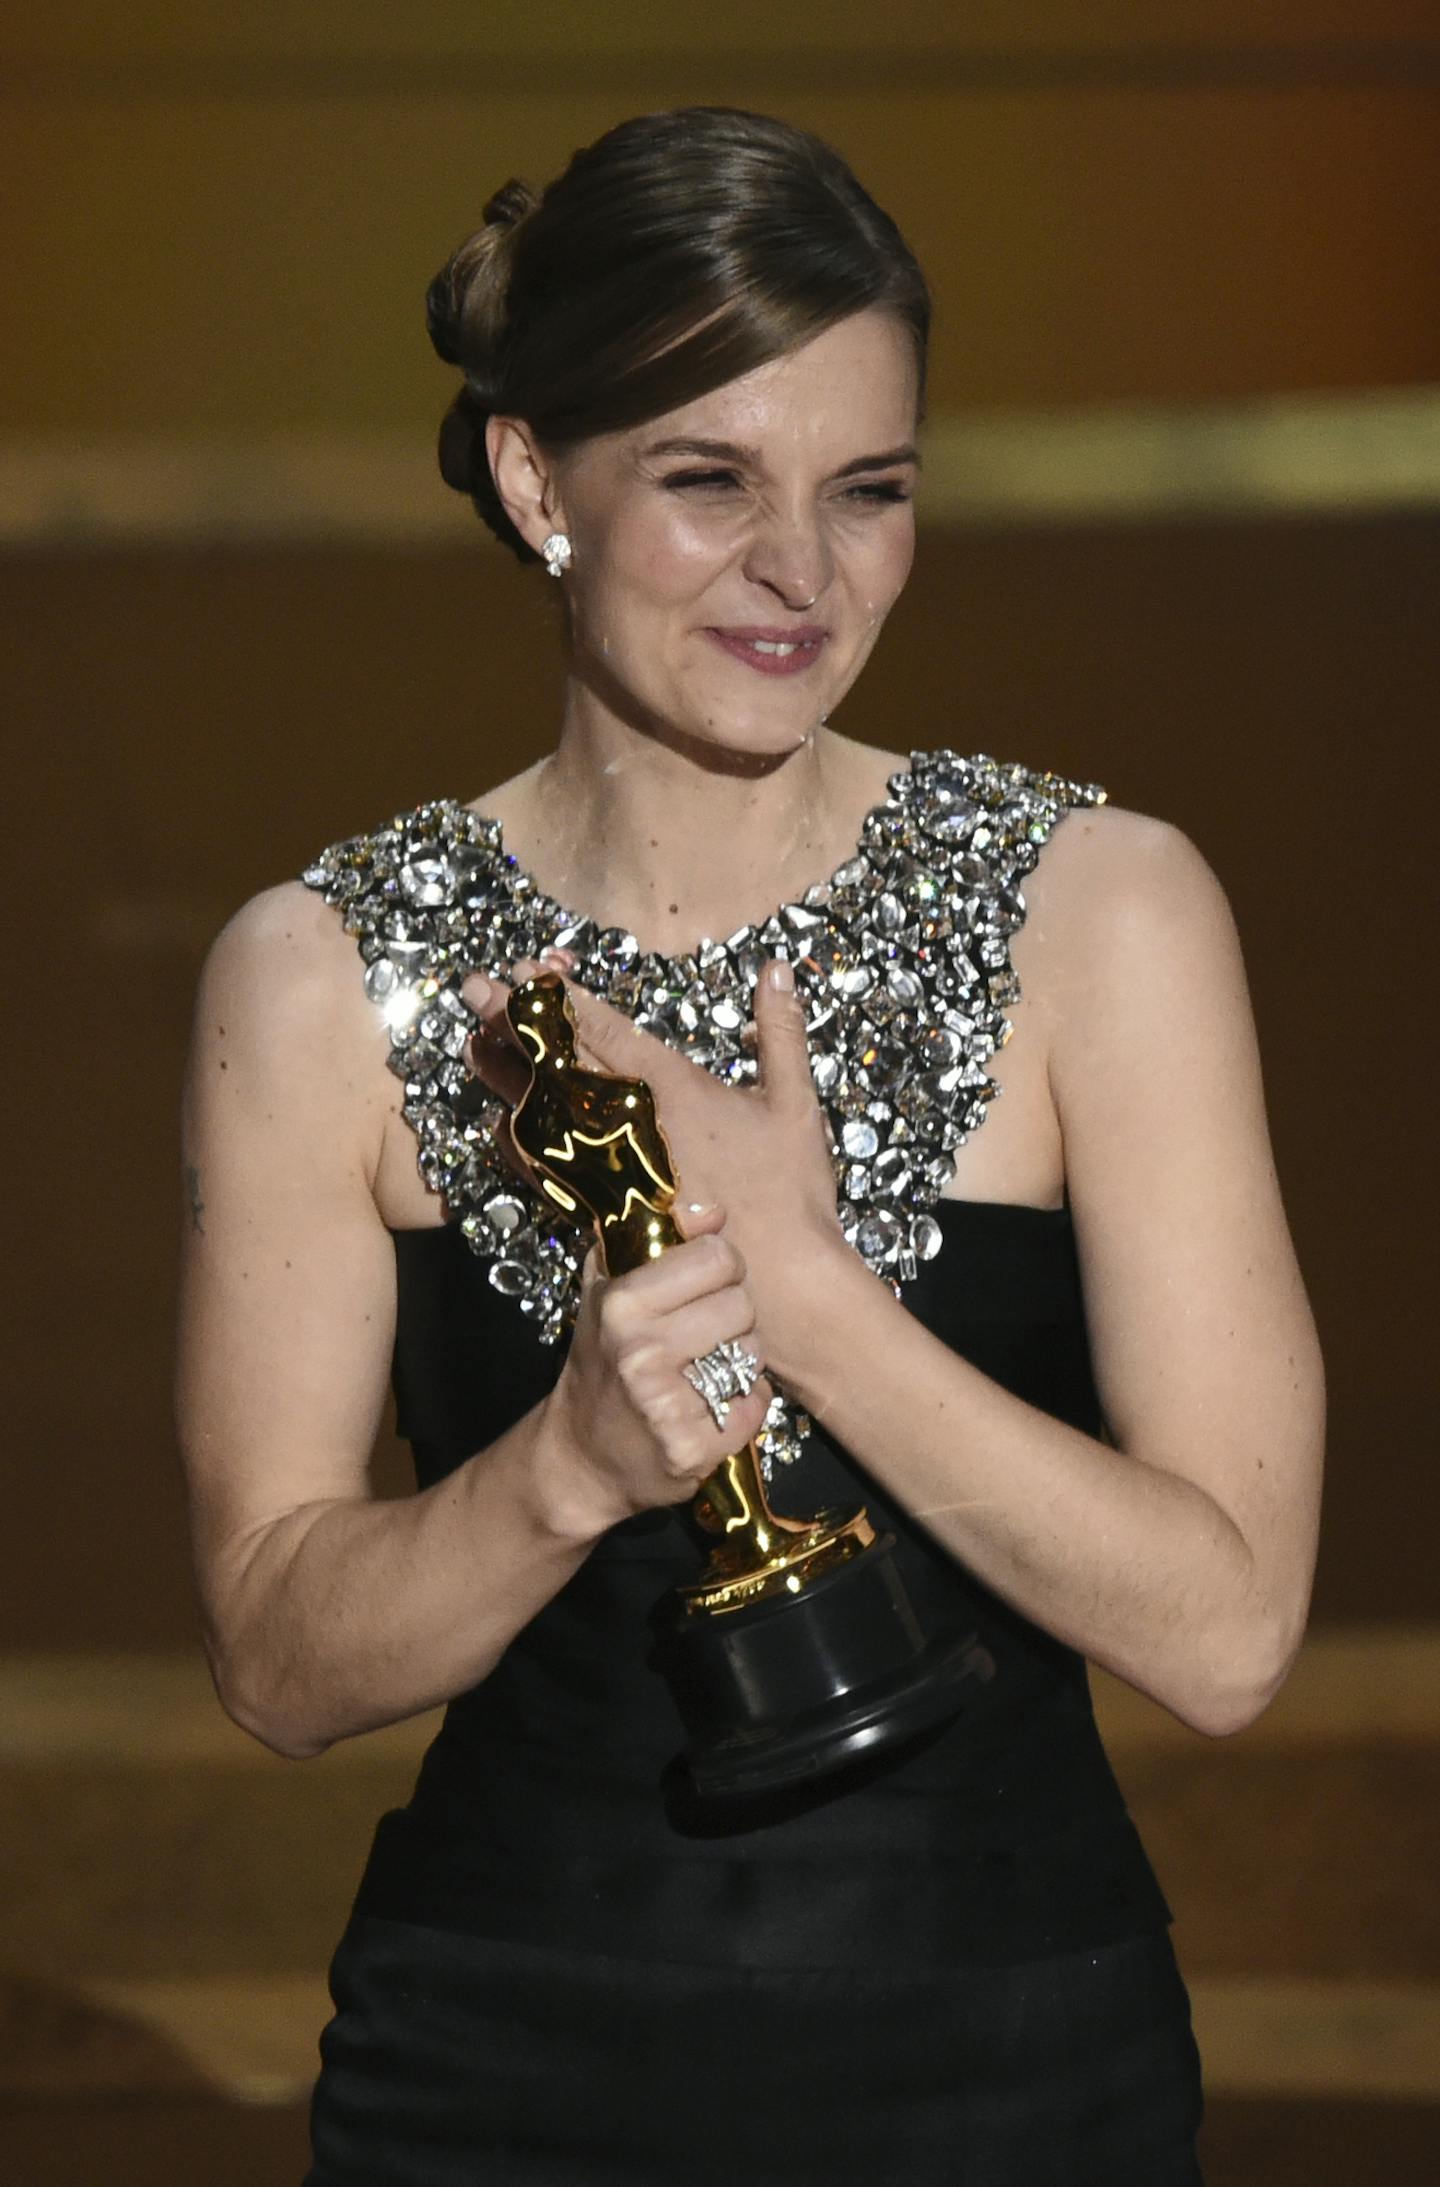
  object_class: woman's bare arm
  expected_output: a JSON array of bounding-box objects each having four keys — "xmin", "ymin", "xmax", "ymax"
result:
[
  {"xmin": 777, "ymin": 810, "xmax": 1324, "ymax": 1735},
  {"xmin": 176, "ymin": 884, "xmax": 602, "ymax": 1757},
  {"xmin": 178, "ymin": 884, "xmax": 773, "ymax": 1759}
]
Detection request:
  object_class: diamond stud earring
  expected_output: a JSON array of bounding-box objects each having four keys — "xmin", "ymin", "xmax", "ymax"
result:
[{"xmin": 540, "ymin": 532, "xmax": 573, "ymax": 579}]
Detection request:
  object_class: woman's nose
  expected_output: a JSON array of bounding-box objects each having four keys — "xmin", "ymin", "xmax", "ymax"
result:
[{"xmin": 742, "ymin": 509, "xmax": 832, "ymax": 610}]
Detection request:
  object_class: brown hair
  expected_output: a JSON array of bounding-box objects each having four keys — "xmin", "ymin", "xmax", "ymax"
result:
[{"xmin": 425, "ymin": 108, "xmax": 930, "ymax": 562}]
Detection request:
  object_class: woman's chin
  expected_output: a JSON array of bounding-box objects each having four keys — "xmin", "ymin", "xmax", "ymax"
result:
[
  {"xmin": 684, "ymin": 715, "xmax": 825, "ymax": 769},
  {"xmin": 677, "ymin": 685, "xmax": 836, "ymax": 763}
]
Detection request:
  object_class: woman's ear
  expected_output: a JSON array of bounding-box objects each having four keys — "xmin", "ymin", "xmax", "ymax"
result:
[{"xmin": 486, "ymin": 415, "xmax": 566, "ymax": 560}]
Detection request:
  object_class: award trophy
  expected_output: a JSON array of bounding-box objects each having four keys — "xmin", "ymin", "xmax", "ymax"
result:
[{"xmin": 507, "ymin": 972, "xmax": 989, "ymax": 1797}]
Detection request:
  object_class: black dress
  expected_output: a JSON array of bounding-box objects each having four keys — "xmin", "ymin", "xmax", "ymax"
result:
[{"xmin": 305, "ymin": 1201, "xmax": 1204, "ymax": 2185}]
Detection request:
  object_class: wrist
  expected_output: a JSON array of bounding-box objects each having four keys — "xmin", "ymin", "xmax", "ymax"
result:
[
  {"xmin": 766, "ymin": 1224, "xmax": 890, "ymax": 1420},
  {"xmin": 516, "ymin": 1382, "xmax": 620, "ymax": 1551}
]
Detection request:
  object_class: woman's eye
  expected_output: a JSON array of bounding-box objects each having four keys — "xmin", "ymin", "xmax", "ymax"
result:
[
  {"xmin": 658, "ymin": 470, "xmax": 911, "ymax": 504},
  {"xmin": 662, "ymin": 469, "xmax": 743, "ymax": 492}
]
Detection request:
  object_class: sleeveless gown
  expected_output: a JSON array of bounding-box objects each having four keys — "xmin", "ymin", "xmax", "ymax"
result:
[{"xmin": 305, "ymin": 1203, "xmax": 1205, "ymax": 2185}]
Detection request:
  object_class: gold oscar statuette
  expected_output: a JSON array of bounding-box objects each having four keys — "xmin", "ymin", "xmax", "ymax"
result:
[{"xmin": 507, "ymin": 973, "xmax": 989, "ymax": 1797}]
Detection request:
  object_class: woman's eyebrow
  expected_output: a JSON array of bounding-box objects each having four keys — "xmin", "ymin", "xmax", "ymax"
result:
[
  {"xmin": 831, "ymin": 445, "xmax": 920, "ymax": 477},
  {"xmin": 639, "ymin": 437, "xmax": 758, "ymax": 465},
  {"xmin": 639, "ymin": 437, "xmax": 921, "ymax": 475}
]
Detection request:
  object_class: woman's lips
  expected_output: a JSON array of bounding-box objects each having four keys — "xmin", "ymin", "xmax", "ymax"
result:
[{"xmin": 704, "ymin": 626, "xmax": 827, "ymax": 677}]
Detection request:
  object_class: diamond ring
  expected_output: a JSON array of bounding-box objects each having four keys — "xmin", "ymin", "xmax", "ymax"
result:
[{"xmin": 682, "ymin": 1340, "xmax": 762, "ymax": 1431}]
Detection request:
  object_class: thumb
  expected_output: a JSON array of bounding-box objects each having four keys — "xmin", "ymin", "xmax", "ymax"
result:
[
  {"xmin": 557, "ymin": 974, "xmax": 656, "ymax": 1073},
  {"xmin": 754, "ymin": 958, "xmax": 816, "ymax": 1116},
  {"xmin": 675, "ymin": 1197, "xmax": 726, "ymax": 1243}
]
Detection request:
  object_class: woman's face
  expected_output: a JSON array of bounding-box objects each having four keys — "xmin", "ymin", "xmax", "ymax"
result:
[{"xmin": 548, "ymin": 308, "xmax": 920, "ymax": 761}]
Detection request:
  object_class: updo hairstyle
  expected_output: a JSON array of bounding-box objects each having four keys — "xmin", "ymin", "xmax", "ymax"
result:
[{"xmin": 425, "ymin": 108, "xmax": 930, "ymax": 562}]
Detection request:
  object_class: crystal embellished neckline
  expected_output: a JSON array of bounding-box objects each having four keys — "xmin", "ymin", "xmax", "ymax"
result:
[
  {"xmin": 302, "ymin": 748, "xmax": 1105, "ymax": 1474},
  {"xmin": 463, "ymin": 756, "xmax": 916, "ymax": 973}
]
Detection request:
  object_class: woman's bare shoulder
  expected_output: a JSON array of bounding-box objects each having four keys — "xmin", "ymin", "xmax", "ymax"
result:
[
  {"xmin": 191, "ymin": 879, "xmax": 385, "ymax": 1111},
  {"xmin": 1025, "ymin": 800, "xmax": 1235, "ymax": 944},
  {"xmin": 1014, "ymin": 802, "xmax": 1246, "ymax": 1063}
]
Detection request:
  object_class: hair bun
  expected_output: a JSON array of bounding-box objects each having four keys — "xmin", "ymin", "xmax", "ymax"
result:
[
  {"xmin": 436, "ymin": 385, "xmax": 486, "ymax": 496},
  {"xmin": 424, "ymin": 176, "xmax": 536, "ymax": 370},
  {"xmin": 424, "ymin": 270, "xmax": 466, "ymax": 368},
  {"xmin": 482, "ymin": 177, "xmax": 537, "ymax": 230}
]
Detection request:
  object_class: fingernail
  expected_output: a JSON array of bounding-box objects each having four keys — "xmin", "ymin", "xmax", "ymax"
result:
[
  {"xmin": 767, "ymin": 959, "xmax": 794, "ymax": 992},
  {"xmin": 470, "ymin": 977, "xmax": 491, "ymax": 1007}
]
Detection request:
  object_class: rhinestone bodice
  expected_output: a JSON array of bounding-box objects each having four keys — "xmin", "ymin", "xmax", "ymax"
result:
[{"xmin": 302, "ymin": 748, "xmax": 1104, "ymax": 1470}]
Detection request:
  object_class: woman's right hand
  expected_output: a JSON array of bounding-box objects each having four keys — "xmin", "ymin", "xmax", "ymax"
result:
[{"xmin": 534, "ymin": 1204, "xmax": 774, "ymax": 1544}]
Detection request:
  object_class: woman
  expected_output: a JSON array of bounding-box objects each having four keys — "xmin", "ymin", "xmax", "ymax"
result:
[{"xmin": 177, "ymin": 108, "xmax": 1324, "ymax": 2184}]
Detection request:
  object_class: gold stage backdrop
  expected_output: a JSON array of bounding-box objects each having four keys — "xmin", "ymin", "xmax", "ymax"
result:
[
  {"xmin": 2, "ymin": 14, "xmax": 1439, "ymax": 2176},
  {"xmin": 2, "ymin": 0, "xmax": 1435, "ymax": 1647}
]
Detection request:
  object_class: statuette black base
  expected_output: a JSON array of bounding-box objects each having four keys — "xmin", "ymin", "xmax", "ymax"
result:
[{"xmin": 653, "ymin": 1532, "xmax": 994, "ymax": 1798}]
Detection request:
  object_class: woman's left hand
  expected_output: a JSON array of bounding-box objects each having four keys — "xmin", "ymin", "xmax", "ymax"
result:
[{"xmin": 460, "ymin": 954, "xmax": 846, "ymax": 1386}]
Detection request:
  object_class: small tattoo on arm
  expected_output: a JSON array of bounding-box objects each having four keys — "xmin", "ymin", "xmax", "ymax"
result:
[{"xmin": 186, "ymin": 1164, "xmax": 205, "ymax": 1234}]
